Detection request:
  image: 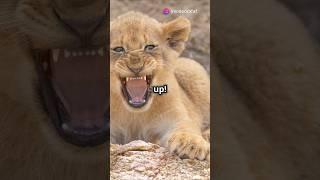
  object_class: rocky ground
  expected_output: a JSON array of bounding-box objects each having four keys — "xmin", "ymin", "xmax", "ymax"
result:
[{"xmin": 110, "ymin": 141, "xmax": 210, "ymax": 180}]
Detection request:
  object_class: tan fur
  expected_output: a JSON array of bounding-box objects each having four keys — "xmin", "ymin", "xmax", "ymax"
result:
[
  {"xmin": 110, "ymin": 12, "xmax": 210, "ymax": 160},
  {"xmin": 0, "ymin": 0, "xmax": 106, "ymax": 179}
]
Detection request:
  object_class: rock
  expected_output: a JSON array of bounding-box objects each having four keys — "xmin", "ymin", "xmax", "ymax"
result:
[{"xmin": 110, "ymin": 140, "xmax": 210, "ymax": 180}]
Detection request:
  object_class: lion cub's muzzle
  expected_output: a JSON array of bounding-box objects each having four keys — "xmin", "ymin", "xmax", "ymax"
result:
[{"xmin": 119, "ymin": 52, "xmax": 153, "ymax": 108}]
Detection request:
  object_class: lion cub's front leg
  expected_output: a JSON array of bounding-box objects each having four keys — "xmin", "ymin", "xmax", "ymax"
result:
[{"xmin": 161, "ymin": 122, "xmax": 210, "ymax": 161}]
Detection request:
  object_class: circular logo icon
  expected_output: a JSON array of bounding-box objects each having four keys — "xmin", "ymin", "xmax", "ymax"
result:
[{"xmin": 162, "ymin": 8, "xmax": 171, "ymax": 15}]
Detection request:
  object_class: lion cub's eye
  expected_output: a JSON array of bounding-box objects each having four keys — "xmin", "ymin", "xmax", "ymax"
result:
[
  {"xmin": 112, "ymin": 47, "xmax": 125, "ymax": 53},
  {"xmin": 144, "ymin": 45, "xmax": 157, "ymax": 52}
]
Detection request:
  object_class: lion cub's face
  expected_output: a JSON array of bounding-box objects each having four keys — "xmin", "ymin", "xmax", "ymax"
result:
[{"xmin": 110, "ymin": 12, "xmax": 190, "ymax": 111}]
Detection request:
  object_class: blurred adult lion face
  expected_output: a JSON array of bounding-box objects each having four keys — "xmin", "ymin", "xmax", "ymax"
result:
[{"xmin": 14, "ymin": 0, "xmax": 109, "ymax": 147}]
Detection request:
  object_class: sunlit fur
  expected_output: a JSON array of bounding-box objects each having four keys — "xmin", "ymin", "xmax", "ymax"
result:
[{"xmin": 110, "ymin": 12, "xmax": 210, "ymax": 160}]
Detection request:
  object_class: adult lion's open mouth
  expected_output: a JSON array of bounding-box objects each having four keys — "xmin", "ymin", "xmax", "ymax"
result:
[
  {"xmin": 121, "ymin": 75, "xmax": 152, "ymax": 108},
  {"xmin": 34, "ymin": 47, "xmax": 108, "ymax": 147}
]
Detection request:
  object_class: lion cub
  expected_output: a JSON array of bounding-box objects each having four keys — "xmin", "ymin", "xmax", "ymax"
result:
[{"xmin": 110, "ymin": 12, "xmax": 210, "ymax": 160}]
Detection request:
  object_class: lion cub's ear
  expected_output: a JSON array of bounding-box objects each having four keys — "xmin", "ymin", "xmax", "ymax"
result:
[{"xmin": 162, "ymin": 16, "xmax": 191, "ymax": 54}]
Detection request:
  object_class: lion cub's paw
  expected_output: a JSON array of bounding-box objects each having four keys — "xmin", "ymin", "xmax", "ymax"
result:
[{"xmin": 166, "ymin": 132, "xmax": 210, "ymax": 161}]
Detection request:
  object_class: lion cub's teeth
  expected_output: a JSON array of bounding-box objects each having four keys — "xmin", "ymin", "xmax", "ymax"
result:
[
  {"xmin": 52, "ymin": 49, "xmax": 60, "ymax": 62},
  {"xmin": 127, "ymin": 76, "xmax": 146, "ymax": 80},
  {"xmin": 128, "ymin": 77, "xmax": 145, "ymax": 80}
]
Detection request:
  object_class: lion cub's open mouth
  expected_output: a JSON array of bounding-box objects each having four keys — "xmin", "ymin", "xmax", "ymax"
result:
[{"xmin": 121, "ymin": 76, "xmax": 152, "ymax": 108}]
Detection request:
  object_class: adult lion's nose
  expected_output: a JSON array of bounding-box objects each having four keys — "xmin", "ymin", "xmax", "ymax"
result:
[
  {"xmin": 53, "ymin": 0, "xmax": 106, "ymax": 44},
  {"xmin": 61, "ymin": 15, "xmax": 105, "ymax": 41}
]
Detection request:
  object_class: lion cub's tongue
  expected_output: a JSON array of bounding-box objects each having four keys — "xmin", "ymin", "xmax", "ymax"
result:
[{"xmin": 126, "ymin": 77, "xmax": 148, "ymax": 104}]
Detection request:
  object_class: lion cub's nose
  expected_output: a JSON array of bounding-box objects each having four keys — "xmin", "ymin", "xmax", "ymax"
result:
[
  {"xmin": 130, "ymin": 56, "xmax": 140, "ymax": 64},
  {"xmin": 126, "ymin": 55, "xmax": 143, "ymax": 73},
  {"xmin": 128, "ymin": 66, "xmax": 143, "ymax": 74}
]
